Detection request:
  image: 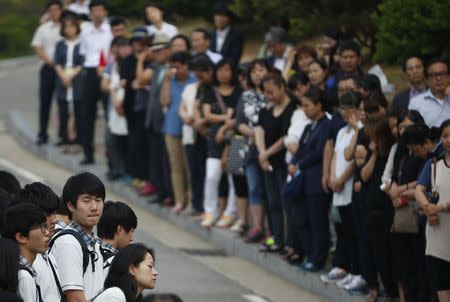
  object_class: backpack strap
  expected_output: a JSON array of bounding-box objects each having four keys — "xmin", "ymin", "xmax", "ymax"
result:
[
  {"xmin": 48, "ymin": 257, "xmax": 66, "ymax": 302},
  {"xmin": 49, "ymin": 229, "xmax": 90, "ymax": 274},
  {"xmin": 99, "ymin": 246, "xmax": 115, "ymax": 269},
  {"xmin": 19, "ymin": 265, "xmax": 44, "ymax": 302}
]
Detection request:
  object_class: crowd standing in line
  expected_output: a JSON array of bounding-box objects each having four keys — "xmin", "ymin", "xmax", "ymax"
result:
[{"xmin": 2, "ymin": 0, "xmax": 450, "ymax": 301}]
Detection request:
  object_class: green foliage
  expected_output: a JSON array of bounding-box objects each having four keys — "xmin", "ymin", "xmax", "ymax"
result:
[{"xmin": 373, "ymin": 0, "xmax": 450, "ymax": 64}]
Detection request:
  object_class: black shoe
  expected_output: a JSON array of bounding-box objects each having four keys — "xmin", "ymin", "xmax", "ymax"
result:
[
  {"xmin": 36, "ymin": 137, "xmax": 48, "ymax": 145},
  {"xmin": 80, "ymin": 158, "xmax": 94, "ymax": 165},
  {"xmin": 106, "ymin": 171, "xmax": 123, "ymax": 181},
  {"xmin": 55, "ymin": 139, "xmax": 70, "ymax": 147}
]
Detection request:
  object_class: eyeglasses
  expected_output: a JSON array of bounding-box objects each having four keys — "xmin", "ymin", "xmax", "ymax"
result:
[
  {"xmin": 428, "ymin": 72, "xmax": 449, "ymax": 79},
  {"xmin": 31, "ymin": 223, "xmax": 49, "ymax": 234}
]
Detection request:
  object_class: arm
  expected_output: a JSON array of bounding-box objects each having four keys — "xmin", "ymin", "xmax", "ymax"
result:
[
  {"xmin": 266, "ymin": 137, "xmax": 286, "ymax": 158},
  {"xmin": 344, "ymin": 130, "xmax": 359, "ymax": 161},
  {"xmin": 34, "ymin": 46, "xmax": 54, "ymax": 66},
  {"xmin": 160, "ymin": 76, "xmax": 171, "ymax": 108},
  {"xmin": 179, "ymin": 96, "xmax": 193, "ymax": 125},
  {"xmin": 100, "ymin": 76, "xmax": 110, "ymax": 94},
  {"xmin": 254, "ymin": 126, "xmax": 266, "ymax": 154},
  {"xmin": 202, "ymin": 103, "xmax": 230, "ymax": 123},
  {"xmin": 65, "ymin": 290, "xmax": 87, "ymax": 302},
  {"xmin": 361, "ymin": 151, "xmax": 377, "ymax": 182},
  {"xmin": 282, "ymin": 48, "xmax": 296, "ymax": 81},
  {"xmin": 321, "ymin": 139, "xmax": 334, "ymax": 193},
  {"xmin": 136, "ymin": 54, "xmax": 153, "ymax": 86},
  {"xmin": 238, "ymin": 123, "xmax": 255, "ymax": 138}
]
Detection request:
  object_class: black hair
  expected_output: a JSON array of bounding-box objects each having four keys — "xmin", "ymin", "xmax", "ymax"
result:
[
  {"xmin": 310, "ymin": 58, "xmax": 328, "ymax": 71},
  {"xmin": 110, "ymin": 16, "xmax": 127, "ymax": 27},
  {"xmin": 0, "ymin": 188, "xmax": 14, "ymax": 235},
  {"xmin": 213, "ymin": 58, "xmax": 238, "ymax": 86},
  {"xmin": 170, "ymin": 34, "xmax": 191, "ymax": 52},
  {"xmin": 2, "ymin": 203, "xmax": 46, "ymax": 241},
  {"xmin": 0, "ymin": 171, "xmax": 21, "ymax": 195},
  {"xmin": 169, "ymin": 51, "xmax": 191, "ymax": 65},
  {"xmin": 387, "ymin": 108, "xmax": 407, "ymax": 121},
  {"xmin": 402, "ymin": 56, "xmax": 424, "ymax": 72},
  {"xmin": 60, "ymin": 14, "xmax": 81, "ymax": 38},
  {"xmin": 62, "ymin": 172, "xmax": 105, "ymax": 209},
  {"xmin": 97, "ymin": 201, "xmax": 137, "ymax": 240},
  {"xmin": 401, "ymin": 124, "xmax": 432, "ymax": 146},
  {"xmin": 338, "ymin": 40, "xmax": 361, "ymax": 57},
  {"xmin": 13, "ymin": 182, "xmax": 60, "ymax": 216},
  {"xmin": 247, "ymin": 58, "xmax": 270, "ymax": 89},
  {"xmin": 440, "ymin": 119, "xmax": 450, "ymax": 136},
  {"xmin": 190, "ymin": 54, "xmax": 214, "ymax": 72},
  {"xmin": 261, "ymin": 73, "xmax": 287, "ymax": 89},
  {"xmin": 192, "ymin": 28, "xmax": 211, "ymax": 41},
  {"xmin": 104, "ymin": 243, "xmax": 156, "ymax": 302},
  {"xmin": 363, "ymin": 90, "xmax": 388, "ymax": 113},
  {"xmin": 288, "ymin": 72, "xmax": 309, "ymax": 91},
  {"xmin": 398, "ymin": 110, "xmax": 425, "ymax": 126},
  {"xmin": 303, "ymin": 86, "xmax": 328, "ymax": 112},
  {"xmin": 425, "ymin": 58, "xmax": 449, "ymax": 78},
  {"xmin": 46, "ymin": 0, "xmax": 62, "ymax": 9},
  {"xmin": 111, "ymin": 36, "xmax": 129, "ymax": 48},
  {"xmin": 0, "ymin": 238, "xmax": 20, "ymax": 293},
  {"xmin": 142, "ymin": 294, "xmax": 183, "ymax": 302},
  {"xmin": 358, "ymin": 74, "xmax": 382, "ymax": 94},
  {"xmin": 89, "ymin": 0, "xmax": 108, "ymax": 10},
  {"xmin": 145, "ymin": 3, "xmax": 166, "ymax": 16},
  {"xmin": 339, "ymin": 91, "xmax": 363, "ymax": 108}
]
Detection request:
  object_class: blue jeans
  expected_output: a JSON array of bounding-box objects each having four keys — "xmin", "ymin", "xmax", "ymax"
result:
[
  {"xmin": 245, "ymin": 160, "xmax": 265, "ymax": 205},
  {"xmin": 184, "ymin": 136, "xmax": 207, "ymax": 212},
  {"xmin": 263, "ymin": 166, "xmax": 287, "ymax": 247}
]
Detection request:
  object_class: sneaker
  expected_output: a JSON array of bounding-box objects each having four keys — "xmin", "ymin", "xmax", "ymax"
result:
[
  {"xmin": 336, "ymin": 274, "xmax": 354, "ymax": 288},
  {"xmin": 201, "ymin": 213, "xmax": 218, "ymax": 228},
  {"xmin": 230, "ymin": 219, "xmax": 243, "ymax": 233},
  {"xmin": 300, "ymin": 261, "xmax": 322, "ymax": 272},
  {"xmin": 345, "ymin": 275, "xmax": 367, "ymax": 294},
  {"xmin": 320, "ymin": 267, "xmax": 347, "ymax": 283},
  {"xmin": 140, "ymin": 183, "xmax": 158, "ymax": 196},
  {"xmin": 244, "ymin": 227, "xmax": 265, "ymax": 243}
]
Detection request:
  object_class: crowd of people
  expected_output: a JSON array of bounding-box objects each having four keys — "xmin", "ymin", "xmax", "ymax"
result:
[{"xmin": 15, "ymin": 0, "xmax": 450, "ymax": 301}]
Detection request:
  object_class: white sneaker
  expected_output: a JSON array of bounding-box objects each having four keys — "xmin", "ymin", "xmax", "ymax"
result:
[
  {"xmin": 345, "ymin": 275, "xmax": 367, "ymax": 293},
  {"xmin": 320, "ymin": 267, "xmax": 347, "ymax": 283},
  {"xmin": 336, "ymin": 273, "xmax": 354, "ymax": 288}
]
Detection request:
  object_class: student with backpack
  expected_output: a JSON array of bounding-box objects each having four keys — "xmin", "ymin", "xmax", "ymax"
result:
[
  {"xmin": 50, "ymin": 172, "xmax": 107, "ymax": 301},
  {"xmin": 14, "ymin": 183, "xmax": 64, "ymax": 302},
  {"xmin": 2, "ymin": 203, "xmax": 50, "ymax": 302}
]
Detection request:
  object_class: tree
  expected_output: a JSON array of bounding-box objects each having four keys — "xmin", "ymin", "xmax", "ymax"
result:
[{"xmin": 373, "ymin": 0, "xmax": 450, "ymax": 64}]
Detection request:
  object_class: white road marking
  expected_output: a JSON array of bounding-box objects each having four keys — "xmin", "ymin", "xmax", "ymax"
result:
[
  {"xmin": 0, "ymin": 157, "xmax": 45, "ymax": 183},
  {"xmin": 242, "ymin": 294, "xmax": 271, "ymax": 302}
]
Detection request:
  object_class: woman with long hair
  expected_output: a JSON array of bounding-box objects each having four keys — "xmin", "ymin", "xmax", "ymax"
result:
[
  {"xmin": 0, "ymin": 238, "xmax": 23, "ymax": 302},
  {"xmin": 94, "ymin": 243, "xmax": 157, "ymax": 302}
]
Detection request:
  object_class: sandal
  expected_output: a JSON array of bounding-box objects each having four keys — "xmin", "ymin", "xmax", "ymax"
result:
[
  {"xmin": 281, "ymin": 247, "xmax": 295, "ymax": 260},
  {"xmin": 287, "ymin": 253, "xmax": 303, "ymax": 265},
  {"xmin": 259, "ymin": 243, "xmax": 283, "ymax": 253}
]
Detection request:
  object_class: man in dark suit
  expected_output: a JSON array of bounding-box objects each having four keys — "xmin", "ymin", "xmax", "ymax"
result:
[
  {"xmin": 209, "ymin": 3, "xmax": 244, "ymax": 67},
  {"xmin": 391, "ymin": 56, "xmax": 427, "ymax": 112}
]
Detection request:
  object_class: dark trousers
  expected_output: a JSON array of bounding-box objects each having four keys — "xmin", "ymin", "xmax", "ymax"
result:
[
  {"xmin": 333, "ymin": 205, "xmax": 358, "ymax": 272},
  {"xmin": 147, "ymin": 129, "xmax": 172, "ymax": 199},
  {"xmin": 127, "ymin": 110, "xmax": 149, "ymax": 179},
  {"xmin": 352, "ymin": 191, "xmax": 371, "ymax": 277},
  {"xmin": 263, "ymin": 167, "xmax": 287, "ymax": 247},
  {"xmin": 38, "ymin": 64, "xmax": 56, "ymax": 140},
  {"xmin": 57, "ymin": 99, "xmax": 82, "ymax": 143},
  {"xmin": 300, "ymin": 193, "xmax": 331, "ymax": 267},
  {"xmin": 366, "ymin": 213, "xmax": 397, "ymax": 297},
  {"xmin": 290, "ymin": 197, "xmax": 308, "ymax": 256},
  {"xmin": 105, "ymin": 130, "xmax": 128, "ymax": 176},
  {"xmin": 184, "ymin": 136, "xmax": 207, "ymax": 212},
  {"xmin": 81, "ymin": 68, "xmax": 102, "ymax": 159}
]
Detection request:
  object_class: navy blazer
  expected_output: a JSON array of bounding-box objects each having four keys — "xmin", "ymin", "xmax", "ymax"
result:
[
  {"xmin": 54, "ymin": 39, "xmax": 84, "ymax": 100},
  {"xmin": 210, "ymin": 27, "xmax": 244, "ymax": 67},
  {"xmin": 290, "ymin": 116, "xmax": 331, "ymax": 195},
  {"xmin": 391, "ymin": 88, "xmax": 411, "ymax": 113}
]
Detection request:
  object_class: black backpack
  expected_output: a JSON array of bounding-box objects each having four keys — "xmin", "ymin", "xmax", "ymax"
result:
[{"xmin": 49, "ymin": 229, "xmax": 115, "ymax": 274}]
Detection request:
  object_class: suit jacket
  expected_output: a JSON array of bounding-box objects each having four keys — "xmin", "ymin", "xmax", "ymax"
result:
[
  {"xmin": 210, "ymin": 27, "xmax": 244, "ymax": 67},
  {"xmin": 391, "ymin": 88, "xmax": 411, "ymax": 113}
]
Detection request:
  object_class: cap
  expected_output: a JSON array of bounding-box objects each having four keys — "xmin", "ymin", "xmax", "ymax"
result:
[
  {"xmin": 264, "ymin": 26, "xmax": 288, "ymax": 44},
  {"xmin": 150, "ymin": 33, "xmax": 170, "ymax": 50},
  {"xmin": 130, "ymin": 26, "xmax": 149, "ymax": 43}
]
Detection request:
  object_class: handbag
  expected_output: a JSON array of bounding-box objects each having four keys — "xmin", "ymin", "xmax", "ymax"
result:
[
  {"xmin": 226, "ymin": 135, "xmax": 249, "ymax": 175},
  {"xmin": 416, "ymin": 158, "xmax": 439, "ymax": 227},
  {"xmin": 391, "ymin": 202, "xmax": 420, "ymax": 233},
  {"xmin": 282, "ymin": 170, "xmax": 304, "ymax": 201}
]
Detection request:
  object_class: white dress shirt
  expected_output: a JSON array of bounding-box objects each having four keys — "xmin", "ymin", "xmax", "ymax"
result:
[
  {"xmin": 80, "ymin": 21, "xmax": 112, "ymax": 68},
  {"xmin": 33, "ymin": 253, "xmax": 62, "ymax": 302},
  {"xmin": 273, "ymin": 46, "xmax": 292, "ymax": 72},
  {"xmin": 31, "ymin": 20, "xmax": 62, "ymax": 64},
  {"xmin": 146, "ymin": 22, "xmax": 178, "ymax": 39},
  {"xmin": 67, "ymin": 1, "xmax": 90, "ymax": 16},
  {"xmin": 216, "ymin": 27, "xmax": 230, "ymax": 53},
  {"xmin": 206, "ymin": 49, "xmax": 223, "ymax": 64}
]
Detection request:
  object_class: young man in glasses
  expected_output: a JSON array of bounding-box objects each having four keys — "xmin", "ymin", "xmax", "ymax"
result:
[
  {"xmin": 14, "ymin": 183, "xmax": 63, "ymax": 302},
  {"xmin": 2, "ymin": 203, "xmax": 50, "ymax": 302},
  {"xmin": 50, "ymin": 172, "xmax": 106, "ymax": 302}
]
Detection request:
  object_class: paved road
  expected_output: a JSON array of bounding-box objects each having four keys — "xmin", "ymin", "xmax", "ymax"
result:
[{"xmin": 0, "ymin": 59, "xmax": 328, "ymax": 302}]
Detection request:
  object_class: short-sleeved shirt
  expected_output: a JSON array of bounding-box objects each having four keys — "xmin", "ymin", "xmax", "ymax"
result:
[
  {"xmin": 30, "ymin": 21, "xmax": 62, "ymax": 65},
  {"xmin": 162, "ymin": 73, "xmax": 197, "ymax": 136},
  {"xmin": 133, "ymin": 62, "xmax": 152, "ymax": 112},
  {"xmin": 146, "ymin": 22, "xmax": 178, "ymax": 39},
  {"xmin": 409, "ymin": 89, "xmax": 450, "ymax": 128},
  {"xmin": 51, "ymin": 225, "xmax": 106, "ymax": 300},
  {"xmin": 80, "ymin": 21, "xmax": 112, "ymax": 68},
  {"xmin": 33, "ymin": 253, "xmax": 61, "ymax": 302},
  {"xmin": 235, "ymin": 89, "xmax": 266, "ymax": 128},
  {"xmin": 18, "ymin": 269, "xmax": 38, "ymax": 302},
  {"xmin": 181, "ymin": 82, "xmax": 200, "ymax": 145},
  {"xmin": 258, "ymin": 100, "xmax": 296, "ymax": 169},
  {"xmin": 93, "ymin": 287, "xmax": 126, "ymax": 302}
]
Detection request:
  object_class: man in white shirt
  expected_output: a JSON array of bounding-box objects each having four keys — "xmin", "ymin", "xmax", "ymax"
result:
[
  {"xmin": 67, "ymin": 0, "xmax": 90, "ymax": 17},
  {"xmin": 2, "ymin": 204, "xmax": 50, "ymax": 302},
  {"xmin": 14, "ymin": 183, "xmax": 63, "ymax": 302},
  {"xmin": 191, "ymin": 28, "xmax": 223, "ymax": 64},
  {"xmin": 79, "ymin": 0, "xmax": 112, "ymax": 164},
  {"xmin": 145, "ymin": 3, "xmax": 178, "ymax": 39},
  {"xmin": 264, "ymin": 26, "xmax": 292, "ymax": 72},
  {"xmin": 31, "ymin": 0, "xmax": 62, "ymax": 145},
  {"xmin": 50, "ymin": 172, "xmax": 107, "ymax": 302}
]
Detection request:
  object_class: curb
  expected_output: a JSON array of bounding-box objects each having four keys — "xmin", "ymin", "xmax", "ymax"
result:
[{"xmin": 7, "ymin": 110, "xmax": 365, "ymax": 302}]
